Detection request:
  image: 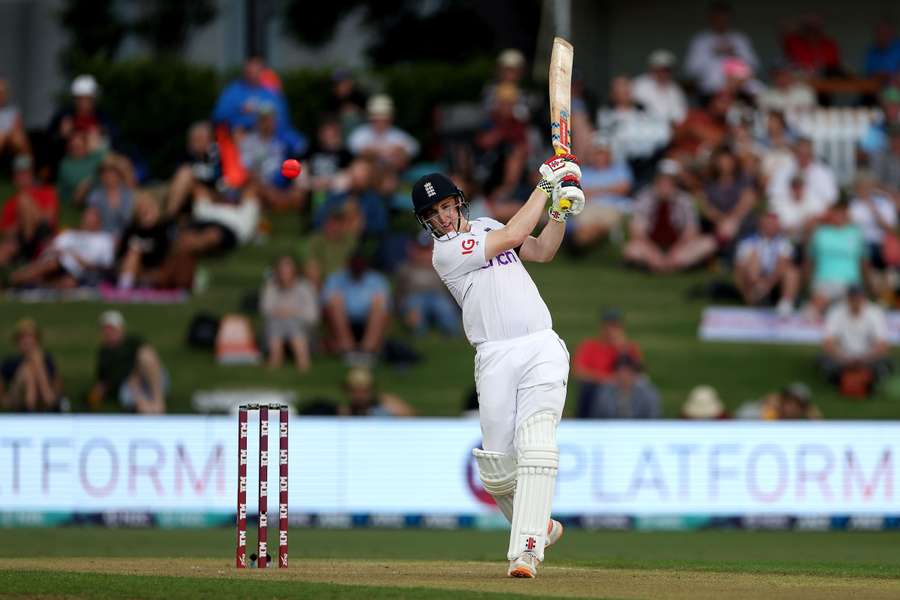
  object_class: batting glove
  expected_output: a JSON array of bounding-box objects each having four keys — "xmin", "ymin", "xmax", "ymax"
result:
[
  {"xmin": 538, "ymin": 153, "xmax": 581, "ymax": 189},
  {"xmin": 548, "ymin": 174, "xmax": 584, "ymax": 222}
]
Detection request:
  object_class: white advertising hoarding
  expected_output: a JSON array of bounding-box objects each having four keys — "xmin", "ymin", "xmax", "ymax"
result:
[{"xmin": 0, "ymin": 416, "xmax": 898, "ymax": 516}]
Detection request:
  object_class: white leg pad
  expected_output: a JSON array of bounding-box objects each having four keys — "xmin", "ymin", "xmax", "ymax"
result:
[
  {"xmin": 472, "ymin": 448, "xmax": 516, "ymax": 523},
  {"xmin": 507, "ymin": 411, "xmax": 558, "ymax": 561}
]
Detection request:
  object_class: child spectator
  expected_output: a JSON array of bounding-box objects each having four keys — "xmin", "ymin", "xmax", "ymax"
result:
[
  {"xmin": 808, "ymin": 198, "xmax": 867, "ymax": 314},
  {"xmin": 0, "ymin": 319, "xmax": 62, "ymax": 412},
  {"xmin": 89, "ymin": 311, "xmax": 167, "ymax": 414},
  {"xmin": 580, "ymin": 354, "xmax": 661, "ymax": 419},
  {"xmin": 260, "ymin": 255, "xmax": 319, "ymax": 372},
  {"xmin": 395, "ymin": 232, "xmax": 460, "ymax": 336},
  {"xmin": 734, "ymin": 211, "xmax": 799, "ymax": 315},
  {"xmin": 57, "ymin": 131, "xmax": 105, "ymax": 206},
  {"xmin": 624, "ymin": 161, "xmax": 717, "ymax": 273},
  {"xmin": 0, "ymin": 155, "xmax": 57, "ymax": 269},
  {"xmin": 86, "ymin": 154, "xmax": 135, "ymax": 235},
  {"xmin": 115, "ymin": 193, "xmax": 179, "ymax": 290},
  {"xmin": 347, "ymin": 94, "xmax": 419, "ymax": 171}
]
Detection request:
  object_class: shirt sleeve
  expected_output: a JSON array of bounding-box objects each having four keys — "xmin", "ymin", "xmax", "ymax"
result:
[
  {"xmin": 870, "ymin": 306, "xmax": 888, "ymax": 342},
  {"xmin": 824, "ymin": 307, "xmax": 842, "ymax": 339},
  {"xmin": 432, "ymin": 228, "xmax": 488, "ymax": 279}
]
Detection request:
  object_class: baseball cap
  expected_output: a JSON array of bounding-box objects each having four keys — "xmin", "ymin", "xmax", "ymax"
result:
[
  {"xmin": 367, "ymin": 94, "xmax": 394, "ymax": 118},
  {"xmin": 498, "ymin": 49, "xmax": 525, "ymax": 69},
  {"xmin": 648, "ymin": 49, "xmax": 676, "ymax": 69},
  {"xmin": 71, "ymin": 74, "xmax": 98, "ymax": 97},
  {"xmin": 99, "ymin": 310, "xmax": 125, "ymax": 329}
]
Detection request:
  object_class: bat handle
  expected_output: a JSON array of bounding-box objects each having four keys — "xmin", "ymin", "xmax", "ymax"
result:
[{"xmin": 553, "ymin": 145, "xmax": 572, "ymax": 210}]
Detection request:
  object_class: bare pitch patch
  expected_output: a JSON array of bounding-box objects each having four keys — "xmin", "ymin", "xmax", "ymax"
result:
[{"xmin": 3, "ymin": 558, "xmax": 900, "ymax": 600}]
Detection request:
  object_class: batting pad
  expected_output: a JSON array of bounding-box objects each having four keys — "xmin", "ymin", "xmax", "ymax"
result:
[
  {"xmin": 507, "ymin": 410, "xmax": 559, "ymax": 561},
  {"xmin": 472, "ymin": 448, "xmax": 517, "ymax": 523}
]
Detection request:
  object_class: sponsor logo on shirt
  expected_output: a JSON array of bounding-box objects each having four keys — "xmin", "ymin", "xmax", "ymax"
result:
[
  {"xmin": 481, "ymin": 249, "xmax": 518, "ymax": 269},
  {"xmin": 461, "ymin": 238, "xmax": 477, "ymax": 255}
]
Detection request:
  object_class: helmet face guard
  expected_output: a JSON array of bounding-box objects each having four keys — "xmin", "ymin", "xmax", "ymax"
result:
[{"xmin": 416, "ymin": 192, "xmax": 469, "ymax": 241}]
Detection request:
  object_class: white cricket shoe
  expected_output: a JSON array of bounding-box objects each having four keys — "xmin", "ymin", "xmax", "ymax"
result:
[
  {"xmin": 546, "ymin": 519, "xmax": 564, "ymax": 549},
  {"xmin": 508, "ymin": 551, "xmax": 539, "ymax": 578}
]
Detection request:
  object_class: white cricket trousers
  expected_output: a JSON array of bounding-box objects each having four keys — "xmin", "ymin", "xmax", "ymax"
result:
[{"xmin": 474, "ymin": 329, "xmax": 569, "ymax": 455}]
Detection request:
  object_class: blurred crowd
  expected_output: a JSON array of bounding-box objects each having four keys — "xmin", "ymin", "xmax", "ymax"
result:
[{"xmin": 3, "ymin": 2, "xmax": 900, "ymax": 414}]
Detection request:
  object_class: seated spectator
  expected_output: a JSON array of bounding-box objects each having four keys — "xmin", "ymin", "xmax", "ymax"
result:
[
  {"xmin": 328, "ymin": 70, "xmax": 367, "ymax": 138},
  {"xmin": 175, "ymin": 187, "xmax": 260, "ymax": 258},
  {"xmin": 849, "ymin": 170, "xmax": 897, "ymax": 279},
  {"xmin": 737, "ymin": 382, "xmax": 822, "ymax": 419},
  {"xmin": 304, "ymin": 201, "xmax": 363, "ymax": 289},
  {"xmin": 0, "ymin": 319, "xmax": 61, "ymax": 412},
  {"xmin": 580, "ymin": 354, "xmax": 661, "ymax": 419},
  {"xmin": 770, "ymin": 174, "xmax": 826, "ymax": 253},
  {"xmin": 395, "ymin": 232, "xmax": 460, "ymax": 336},
  {"xmin": 573, "ymin": 309, "xmax": 642, "ymax": 418},
  {"xmin": 768, "ymin": 137, "xmax": 837, "ymax": 224},
  {"xmin": 0, "ymin": 155, "xmax": 58, "ymax": 270},
  {"xmin": 475, "ymin": 83, "xmax": 530, "ymax": 215},
  {"xmin": 819, "ymin": 285, "xmax": 893, "ymax": 393},
  {"xmin": 88, "ymin": 310, "xmax": 167, "ymax": 414},
  {"xmin": 347, "ymin": 94, "xmax": 419, "ymax": 171},
  {"xmin": 115, "ymin": 193, "xmax": 181, "ymax": 290},
  {"xmin": 86, "ymin": 154, "xmax": 135, "ymax": 235},
  {"xmin": 47, "ymin": 74, "xmax": 113, "ymax": 167},
  {"xmin": 212, "ymin": 56, "xmax": 305, "ymax": 153},
  {"xmin": 597, "ymin": 76, "xmax": 670, "ymax": 178},
  {"xmin": 859, "ymin": 87, "xmax": 900, "ymax": 157},
  {"xmin": 670, "ymin": 90, "xmax": 733, "ymax": 160},
  {"xmin": 261, "ymin": 255, "xmax": 319, "ymax": 372},
  {"xmin": 808, "ymin": 198, "xmax": 867, "ymax": 314},
  {"xmin": 865, "ymin": 20, "xmax": 900, "ymax": 82},
  {"xmin": 568, "ymin": 137, "xmax": 633, "ymax": 252},
  {"xmin": 735, "ymin": 211, "xmax": 798, "ymax": 315},
  {"xmin": 624, "ymin": 161, "xmax": 716, "ymax": 273},
  {"xmin": 0, "ymin": 78, "xmax": 30, "ymax": 159},
  {"xmin": 340, "ymin": 367, "xmax": 414, "ymax": 417},
  {"xmin": 322, "ymin": 252, "xmax": 390, "ymax": 361},
  {"xmin": 632, "ymin": 50, "xmax": 687, "ymax": 125},
  {"xmin": 482, "ymin": 49, "xmax": 533, "ymax": 119},
  {"xmin": 9, "ymin": 206, "xmax": 114, "ymax": 289},
  {"xmin": 166, "ymin": 121, "xmax": 226, "ymax": 218},
  {"xmin": 684, "ymin": 2, "xmax": 759, "ymax": 97},
  {"xmin": 57, "ymin": 131, "xmax": 105, "ymax": 206},
  {"xmin": 304, "ymin": 118, "xmax": 353, "ymax": 197},
  {"xmin": 239, "ymin": 103, "xmax": 302, "ymax": 211},
  {"xmin": 782, "ymin": 14, "xmax": 843, "ymax": 77},
  {"xmin": 757, "ymin": 64, "xmax": 817, "ymax": 114},
  {"xmin": 699, "ymin": 146, "xmax": 758, "ymax": 258},
  {"xmin": 869, "ymin": 123, "xmax": 900, "ymax": 196},
  {"xmin": 758, "ymin": 112, "xmax": 796, "ymax": 186},
  {"xmin": 313, "ymin": 157, "xmax": 387, "ymax": 238},
  {"xmin": 680, "ymin": 385, "xmax": 729, "ymax": 419}
]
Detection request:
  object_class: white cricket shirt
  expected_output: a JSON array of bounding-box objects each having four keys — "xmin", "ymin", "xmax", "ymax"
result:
[{"xmin": 432, "ymin": 217, "xmax": 552, "ymax": 346}]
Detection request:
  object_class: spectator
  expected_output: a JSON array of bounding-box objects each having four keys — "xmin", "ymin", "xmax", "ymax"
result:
[
  {"xmin": 680, "ymin": 385, "xmax": 729, "ymax": 419},
  {"xmin": 0, "ymin": 319, "xmax": 61, "ymax": 412},
  {"xmin": 166, "ymin": 121, "xmax": 225, "ymax": 218},
  {"xmin": 475, "ymin": 83, "xmax": 531, "ymax": 216},
  {"xmin": 483, "ymin": 49, "xmax": 531, "ymax": 117},
  {"xmin": 770, "ymin": 174, "xmax": 825, "ymax": 253},
  {"xmin": 632, "ymin": 50, "xmax": 687, "ymax": 125},
  {"xmin": 328, "ymin": 70, "xmax": 367, "ymax": 139},
  {"xmin": 314, "ymin": 157, "xmax": 387, "ymax": 238},
  {"xmin": 340, "ymin": 367, "xmax": 414, "ymax": 416},
  {"xmin": 9, "ymin": 206, "xmax": 114, "ymax": 289},
  {"xmin": 757, "ymin": 64, "xmax": 817, "ymax": 114},
  {"xmin": 684, "ymin": 2, "xmax": 759, "ymax": 96},
  {"xmin": 0, "ymin": 78, "xmax": 30, "ymax": 159},
  {"xmin": 48, "ymin": 74, "xmax": 113, "ymax": 164},
  {"xmin": 304, "ymin": 118, "xmax": 353, "ymax": 197},
  {"xmin": 580, "ymin": 354, "xmax": 661, "ymax": 419},
  {"xmin": 859, "ymin": 87, "xmax": 900, "ymax": 157},
  {"xmin": 261, "ymin": 255, "xmax": 319, "ymax": 372},
  {"xmin": 869, "ymin": 123, "xmax": 900, "ymax": 196},
  {"xmin": 864, "ymin": 20, "xmax": 900, "ymax": 82},
  {"xmin": 734, "ymin": 211, "xmax": 799, "ymax": 315},
  {"xmin": 347, "ymin": 94, "xmax": 419, "ymax": 171},
  {"xmin": 175, "ymin": 186, "xmax": 260, "ymax": 259},
  {"xmin": 768, "ymin": 137, "xmax": 838, "ymax": 222},
  {"xmin": 0, "ymin": 155, "xmax": 58, "ymax": 270},
  {"xmin": 395, "ymin": 232, "xmax": 460, "ymax": 336},
  {"xmin": 808, "ymin": 198, "xmax": 868, "ymax": 314},
  {"xmin": 56, "ymin": 131, "xmax": 105, "ymax": 206},
  {"xmin": 573, "ymin": 309, "xmax": 642, "ymax": 418},
  {"xmin": 88, "ymin": 310, "xmax": 167, "ymax": 414},
  {"xmin": 597, "ymin": 76, "xmax": 670, "ymax": 176},
  {"xmin": 737, "ymin": 382, "xmax": 821, "ymax": 419},
  {"xmin": 86, "ymin": 154, "xmax": 135, "ymax": 235},
  {"xmin": 819, "ymin": 285, "xmax": 893, "ymax": 392},
  {"xmin": 239, "ymin": 103, "xmax": 302, "ymax": 211},
  {"xmin": 759, "ymin": 112, "xmax": 796, "ymax": 186},
  {"xmin": 849, "ymin": 171, "xmax": 898, "ymax": 287},
  {"xmin": 782, "ymin": 14, "xmax": 843, "ymax": 77},
  {"xmin": 569, "ymin": 137, "xmax": 633, "ymax": 252},
  {"xmin": 212, "ymin": 56, "xmax": 305, "ymax": 154},
  {"xmin": 624, "ymin": 160, "xmax": 717, "ymax": 273},
  {"xmin": 670, "ymin": 91, "xmax": 733, "ymax": 160},
  {"xmin": 304, "ymin": 201, "xmax": 363, "ymax": 290},
  {"xmin": 322, "ymin": 252, "xmax": 391, "ymax": 362},
  {"xmin": 115, "ymin": 193, "xmax": 181, "ymax": 290},
  {"xmin": 699, "ymin": 146, "xmax": 758, "ymax": 258}
]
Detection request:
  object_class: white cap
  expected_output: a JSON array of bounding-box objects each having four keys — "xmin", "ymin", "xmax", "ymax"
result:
[
  {"xmin": 682, "ymin": 385, "xmax": 725, "ymax": 419},
  {"xmin": 71, "ymin": 74, "xmax": 98, "ymax": 97},
  {"xmin": 99, "ymin": 310, "xmax": 125, "ymax": 329},
  {"xmin": 657, "ymin": 158, "xmax": 681, "ymax": 177},
  {"xmin": 498, "ymin": 49, "xmax": 525, "ymax": 68},
  {"xmin": 367, "ymin": 94, "xmax": 394, "ymax": 118},
  {"xmin": 648, "ymin": 49, "xmax": 676, "ymax": 69}
]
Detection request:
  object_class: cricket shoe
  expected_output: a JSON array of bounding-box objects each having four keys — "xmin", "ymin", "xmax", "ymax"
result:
[
  {"xmin": 508, "ymin": 551, "xmax": 539, "ymax": 578},
  {"xmin": 545, "ymin": 519, "xmax": 564, "ymax": 549}
]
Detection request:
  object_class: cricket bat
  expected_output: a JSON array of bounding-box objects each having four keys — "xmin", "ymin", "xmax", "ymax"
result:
[{"xmin": 548, "ymin": 36, "xmax": 574, "ymax": 210}]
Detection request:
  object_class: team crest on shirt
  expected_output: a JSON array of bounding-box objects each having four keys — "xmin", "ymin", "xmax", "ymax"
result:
[{"xmin": 461, "ymin": 238, "xmax": 477, "ymax": 255}]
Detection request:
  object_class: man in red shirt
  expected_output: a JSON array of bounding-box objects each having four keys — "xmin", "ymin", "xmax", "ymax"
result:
[
  {"xmin": 0, "ymin": 155, "xmax": 58, "ymax": 270},
  {"xmin": 573, "ymin": 309, "xmax": 642, "ymax": 418}
]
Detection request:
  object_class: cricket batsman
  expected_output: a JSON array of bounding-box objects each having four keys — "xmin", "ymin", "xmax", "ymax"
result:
[{"xmin": 410, "ymin": 155, "xmax": 583, "ymax": 578}]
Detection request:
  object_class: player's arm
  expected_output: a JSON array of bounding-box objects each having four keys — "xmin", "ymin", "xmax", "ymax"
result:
[{"xmin": 519, "ymin": 174, "xmax": 583, "ymax": 263}]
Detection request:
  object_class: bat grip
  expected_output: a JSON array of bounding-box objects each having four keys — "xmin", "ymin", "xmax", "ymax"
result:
[{"xmin": 553, "ymin": 146, "xmax": 572, "ymax": 210}]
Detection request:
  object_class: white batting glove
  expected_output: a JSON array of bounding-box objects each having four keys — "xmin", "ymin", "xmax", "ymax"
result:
[
  {"xmin": 549, "ymin": 174, "xmax": 584, "ymax": 221},
  {"xmin": 538, "ymin": 153, "xmax": 581, "ymax": 188}
]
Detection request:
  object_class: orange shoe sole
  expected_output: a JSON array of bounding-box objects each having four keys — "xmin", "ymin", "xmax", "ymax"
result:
[{"xmin": 508, "ymin": 566, "xmax": 535, "ymax": 578}]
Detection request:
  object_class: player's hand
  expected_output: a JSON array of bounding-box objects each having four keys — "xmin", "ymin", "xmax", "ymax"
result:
[
  {"xmin": 548, "ymin": 174, "xmax": 584, "ymax": 222},
  {"xmin": 538, "ymin": 153, "xmax": 581, "ymax": 188}
]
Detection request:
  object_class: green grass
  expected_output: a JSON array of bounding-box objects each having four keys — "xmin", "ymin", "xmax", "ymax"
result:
[{"xmin": 1, "ymin": 193, "xmax": 900, "ymax": 418}]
